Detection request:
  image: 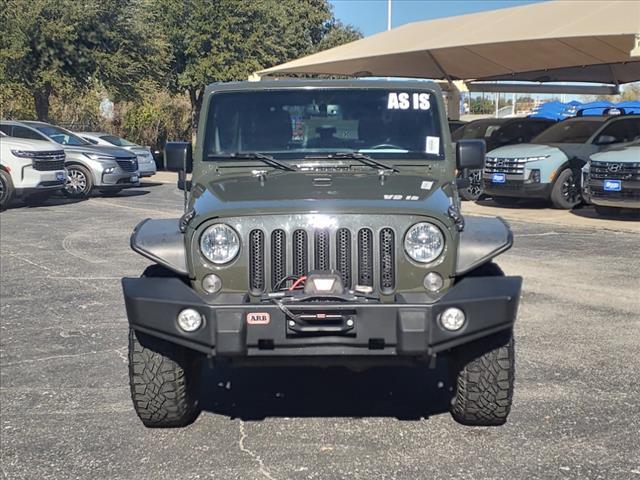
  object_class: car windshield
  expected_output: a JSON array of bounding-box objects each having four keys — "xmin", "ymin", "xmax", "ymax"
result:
[
  {"xmin": 31, "ymin": 124, "xmax": 88, "ymax": 146},
  {"xmin": 452, "ymin": 121, "xmax": 504, "ymax": 141},
  {"xmin": 100, "ymin": 134, "xmax": 136, "ymax": 146},
  {"xmin": 531, "ymin": 119, "xmax": 602, "ymax": 144},
  {"xmin": 204, "ymin": 88, "xmax": 444, "ymax": 160}
]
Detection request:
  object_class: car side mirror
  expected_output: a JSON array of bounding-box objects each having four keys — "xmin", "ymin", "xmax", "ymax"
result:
[
  {"xmin": 595, "ymin": 135, "xmax": 617, "ymax": 146},
  {"xmin": 165, "ymin": 141, "xmax": 193, "ymax": 173},
  {"xmin": 456, "ymin": 139, "xmax": 486, "ymax": 170}
]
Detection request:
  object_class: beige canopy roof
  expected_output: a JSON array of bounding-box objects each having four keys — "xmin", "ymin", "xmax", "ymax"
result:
[{"xmin": 258, "ymin": 0, "xmax": 640, "ymax": 85}]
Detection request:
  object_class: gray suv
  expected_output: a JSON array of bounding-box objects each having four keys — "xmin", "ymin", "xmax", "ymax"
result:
[{"xmin": 0, "ymin": 121, "xmax": 140, "ymax": 198}]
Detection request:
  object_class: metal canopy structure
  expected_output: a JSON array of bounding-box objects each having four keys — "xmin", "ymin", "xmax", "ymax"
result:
[{"xmin": 257, "ymin": 0, "xmax": 640, "ymax": 87}]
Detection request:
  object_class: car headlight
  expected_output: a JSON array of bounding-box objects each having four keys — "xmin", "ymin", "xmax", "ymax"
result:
[
  {"xmin": 524, "ymin": 155, "xmax": 550, "ymax": 162},
  {"xmin": 200, "ymin": 224, "xmax": 240, "ymax": 264},
  {"xmin": 11, "ymin": 150, "xmax": 38, "ymax": 158},
  {"xmin": 404, "ymin": 222, "xmax": 445, "ymax": 263}
]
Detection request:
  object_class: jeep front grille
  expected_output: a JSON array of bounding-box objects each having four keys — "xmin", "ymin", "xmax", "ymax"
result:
[
  {"xmin": 248, "ymin": 226, "xmax": 397, "ymax": 293},
  {"xmin": 484, "ymin": 157, "xmax": 526, "ymax": 175}
]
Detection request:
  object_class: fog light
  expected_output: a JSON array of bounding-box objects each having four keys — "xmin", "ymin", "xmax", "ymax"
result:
[
  {"xmin": 440, "ymin": 307, "xmax": 466, "ymax": 331},
  {"xmin": 202, "ymin": 274, "xmax": 222, "ymax": 294},
  {"xmin": 177, "ymin": 309, "xmax": 203, "ymax": 332},
  {"xmin": 104, "ymin": 167, "xmax": 115, "ymax": 174},
  {"xmin": 423, "ymin": 272, "xmax": 444, "ymax": 292}
]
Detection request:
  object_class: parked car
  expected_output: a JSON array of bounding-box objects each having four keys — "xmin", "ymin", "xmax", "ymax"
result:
[
  {"xmin": 582, "ymin": 139, "xmax": 640, "ymax": 217},
  {"xmin": 121, "ymin": 79, "xmax": 522, "ymax": 429},
  {"xmin": 452, "ymin": 117, "xmax": 556, "ymax": 200},
  {"xmin": 0, "ymin": 121, "xmax": 140, "ymax": 199},
  {"xmin": 76, "ymin": 132, "xmax": 157, "ymax": 177},
  {"xmin": 483, "ymin": 113, "xmax": 640, "ymax": 209},
  {"xmin": 0, "ymin": 131, "xmax": 66, "ymax": 209}
]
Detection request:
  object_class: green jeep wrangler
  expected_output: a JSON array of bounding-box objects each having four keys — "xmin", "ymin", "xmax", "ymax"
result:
[{"xmin": 122, "ymin": 79, "xmax": 522, "ymax": 428}]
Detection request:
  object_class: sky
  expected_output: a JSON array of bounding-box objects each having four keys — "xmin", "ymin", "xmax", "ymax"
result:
[{"xmin": 329, "ymin": 0, "xmax": 545, "ymax": 37}]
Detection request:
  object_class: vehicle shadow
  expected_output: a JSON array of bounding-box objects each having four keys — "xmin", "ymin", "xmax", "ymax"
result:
[
  {"xmin": 98, "ymin": 189, "xmax": 151, "ymax": 198},
  {"xmin": 475, "ymin": 198, "xmax": 550, "ymax": 209},
  {"xmin": 570, "ymin": 206, "xmax": 640, "ymax": 222},
  {"xmin": 139, "ymin": 181, "xmax": 164, "ymax": 188},
  {"xmin": 198, "ymin": 362, "xmax": 454, "ymax": 421},
  {"xmin": 4, "ymin": 196, "xmax": 86, "ymax": 210}
]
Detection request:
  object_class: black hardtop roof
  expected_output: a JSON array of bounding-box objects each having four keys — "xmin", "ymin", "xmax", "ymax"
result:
[{"xmin": 205, "ymin": 78, "xmax": 443, "ymax": 95}]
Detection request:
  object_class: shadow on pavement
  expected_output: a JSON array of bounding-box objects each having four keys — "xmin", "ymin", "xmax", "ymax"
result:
[
  {"xmin": 198, "ymin": 363, "xmax": 454, "ymax": 421},
  {"xmin": 570, "ymin": 206, "xmax": 640, "ymax": 222},
  {"xmin": 475, "ymin": 198, "xmax": 550, "ymax": 210}
]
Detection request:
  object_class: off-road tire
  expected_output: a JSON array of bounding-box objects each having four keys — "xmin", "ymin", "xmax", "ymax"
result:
[
  {"xmin": 128, "ymin": 328, "xmax": 201, "ymax": 428},
  {"xmin": 550, "ymin": 168, "xmax": 580, "ymax": 209},
  {"xmin": 451, "ymin": 332, "xmax": 515, "ymax": 426},
  {"xmin": 0, "ymin": 170, "xmax": 14, "ymax": 211},
  {"xmin": 492, "ymin": 196, "xmax": 519, "ymax": 206},
  {"xmin": 63, "ymin": 164, "xmax": 93, "ymax": 199},
  {"xmin": 594, "ymin": 205, "xmax": 621, "ymax": 217}
]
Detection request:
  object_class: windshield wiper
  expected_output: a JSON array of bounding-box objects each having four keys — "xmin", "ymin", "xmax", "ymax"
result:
[
  {"xmin": 207, "ymin": 152, "xmax": 296, "ymax": 171},
  {"xmin": 304, "ymin": 152, "xmax": 399, "ymax": 172}
]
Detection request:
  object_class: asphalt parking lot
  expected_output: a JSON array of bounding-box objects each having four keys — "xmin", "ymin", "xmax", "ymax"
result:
[{"xmin": 1, "ymin": 180, "xmax": 639, "ymax": 480}]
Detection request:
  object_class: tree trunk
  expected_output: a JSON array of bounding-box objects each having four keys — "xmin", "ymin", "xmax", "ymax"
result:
[
  {"xmin": 33, "ymin": 84, "xmax": 52, "ymax": 121},
  {"xmin": 188, "ymin": 88, "xmax": 204, "ymax": 140}
]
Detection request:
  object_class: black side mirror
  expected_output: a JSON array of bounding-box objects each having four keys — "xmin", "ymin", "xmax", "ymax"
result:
[
  {"xmin": 456, "ymin": 139, "xmax": 486, "ymax": 170},
  {"xmin": 165, "ymin": 141, "xmax": 193, "ymax": 173}
]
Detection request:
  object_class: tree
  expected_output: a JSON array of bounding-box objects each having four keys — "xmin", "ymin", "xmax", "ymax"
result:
[
  {"xmin": 151, "ymin": 0, "xmax": 362, "ymax": 128},
  {"xmin": 0, "ymin": 0, "xmax": 167, "ymax": 121}
]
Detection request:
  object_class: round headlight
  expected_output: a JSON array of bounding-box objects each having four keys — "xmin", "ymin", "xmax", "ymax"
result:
[
  {"xmin": 404, "ymin": 222, "xmax": 445, "ymax": 263},
  {"xmin": 200, "ymin": 224, "xmax": 240, "ymax": 264}
]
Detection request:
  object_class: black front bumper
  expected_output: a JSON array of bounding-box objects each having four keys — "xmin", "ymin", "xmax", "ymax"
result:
[
  {"xmin": 483, "ymin": 178, "xmax": 552, "ymax": 199},
  {"xmin": 122, "ymin": 276, "xmax": 522, "ymax": 359},
  {"xmin": 585, "ymin": 180, "xmax": 640, "ymax": 209}
]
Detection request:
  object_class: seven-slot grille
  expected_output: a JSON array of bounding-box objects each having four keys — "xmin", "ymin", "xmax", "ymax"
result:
[
  {"xmin": 248, "ymin": 227, "xmax": 396, "ymax": 293},
  {"xmin": 589, "ymin": 161, "xmax": 640, "ymax": 182},
  {"xmin": 32, "ymin": 151, "xmax": 65, "ymax": 171},
  {"xmin": 116, "ymin": 158, "xmax": 138, "ymax": 172},
  {"xmin": 484, "ymin": 157, "xmax": 527, "ymax": 175}
]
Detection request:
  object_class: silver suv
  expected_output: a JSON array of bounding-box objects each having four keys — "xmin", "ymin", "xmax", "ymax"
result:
[{"xmin": 0, "ymin": 121, "xmax": 140, "ymax": 198}]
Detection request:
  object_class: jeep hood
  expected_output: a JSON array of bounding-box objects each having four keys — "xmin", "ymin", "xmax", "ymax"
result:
[{"xmin": 191, "ymin": 171, "xmax": 452, "ymax": 219}]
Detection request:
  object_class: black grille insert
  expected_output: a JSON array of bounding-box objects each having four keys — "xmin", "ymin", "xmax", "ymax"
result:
[
  {"xmin": 379, "ymin": 228, "xmax": 395, "ymax": 292},
  {"xmin": 271, "ymin": 229, "xmax": 286, "ymax": 288},
  {"xmin": 336, "ymin": 228, "xmax": 352, "ymax": 288},
  {"xmin": 357, "ymin": 229, "xmax": 374, "ymax": 287},
  {"xmin": 249, "ymin": 230, "xmax": 265, "ymax": 293},
  {"xmin": 293, "ymin": 230, "xmax": 308, "ymax": 276},
  {"xmin": 117, "ymin": 158, "xmax": 138, "ymax": 172},
  {"xmin": 314, "ymin": 230, "xmax": 330, "ymax": 270},
  {"xmin": 33, "ymin": 159, "xmax": 65, "ymax": 171}
]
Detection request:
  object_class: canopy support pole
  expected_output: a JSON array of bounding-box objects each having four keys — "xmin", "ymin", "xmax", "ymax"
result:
[{"xmin": 427, "ymin": 52, "xmax": 461, "ymax": 120}]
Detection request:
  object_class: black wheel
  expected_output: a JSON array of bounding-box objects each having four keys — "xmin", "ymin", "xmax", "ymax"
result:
[
  {"xmin": 459, "ymin": 169, "xmax": 483, "ymax": 201},
  {"xmin": 492, "ymin": 196, "xmax": 519, "ymax": 206},
  {"xmin": 63, "ymin": 164, "xmax": 93, "ymax": 199},
  {"xmin": 99, "ymin": 188, "xmax": 123, "ymax": 196},
  {"xmin": 128, "ymin": 328, "xmax": 202, "ymax": 428},
  {"xmin": 24, "ymin": 191, "xmax": 52, "ymax": 206},
  {"xmin": 550, "ymin": 168, "xmax": 581, "ymax": 209},
  {"xmin": 594, "ymin": 205, "xmax": 621, "ymax": 217},
  {"xmin": 0, "ymin": 170, "xmax": 14, "ymax": 211},
  {"xmin": 450, "ymin": 331, "xmax": 515, "ymax": 426}
]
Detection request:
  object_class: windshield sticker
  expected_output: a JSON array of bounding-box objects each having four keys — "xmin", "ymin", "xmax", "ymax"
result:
[
  {"xmin": 425, "ymin": 136, "xmax": 440, "ymax": 154},
  {"xmin": 387, "ymin": 92, "xmax": 431, "ymax": 110},
  {"xmin": 421, "ymin": 180, "xmax": 434, "ymax": 190}
]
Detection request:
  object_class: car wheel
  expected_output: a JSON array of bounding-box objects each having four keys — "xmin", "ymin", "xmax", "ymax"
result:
[
  {"xmin": 450, "ymin": 331, "xmax": 515, "ymax": 426},
  {"xmin": 64, "ymin": 165, "xmax": 93, "ymax": 199},
  {"xmin": 550, "ymin": 168, "xmax": 581, "ymax": 209},
  {"xmin": 0, "ymin": 170, "xmax": 14, "ymax": 211},
  {"xmin": 459, "ymin": 169, "xmax": 483, "ymax": 201},
  {"xmin": 492, "ymin": 196, "xmax": 519, "ymax": 206}
]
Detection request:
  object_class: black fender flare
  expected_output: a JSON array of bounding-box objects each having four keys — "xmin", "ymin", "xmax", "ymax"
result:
[
  {"xmin": 456, "ymin": 216, "xmax": 513, "ymax": 276},
  {"xmin": 130, "ymin": 218, "xmax": 189, "ymax": 276}
]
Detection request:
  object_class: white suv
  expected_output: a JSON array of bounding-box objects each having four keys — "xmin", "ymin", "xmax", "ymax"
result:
[{"xmin": 0, "ymin": 132, "xmax": 67, "ymax": 209}]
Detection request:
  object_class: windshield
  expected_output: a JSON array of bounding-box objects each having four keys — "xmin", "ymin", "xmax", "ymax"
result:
[
  {"xmin": 31, "ymin": 124, "xmax": 88, "ymax": 146},
  {"xmin": 532, "ymin": 119, "xmax": 602, "ymax": 144},
  {"xmin": 452, "ymin": 121, "xmax": 503, "ymax": 141},
  {"xmin": 204, "ymin": 89, "xmax": 443, "ymax": 160},
  {"xmin": 101, "ymin": 134, "xmax": 136, "ymax": 146}
]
